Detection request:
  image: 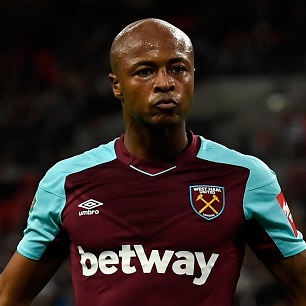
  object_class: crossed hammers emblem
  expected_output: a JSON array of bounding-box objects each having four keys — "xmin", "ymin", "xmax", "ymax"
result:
[{"xmin": 196, "ymin": 194, "xmax": 220, "ymax": 215}]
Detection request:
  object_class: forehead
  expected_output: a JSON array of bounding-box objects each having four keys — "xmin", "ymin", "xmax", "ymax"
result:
[
  {"xmin": 113, "ymin": 22, "xmax": 193, "ymax": 66},
  {"xmin": 127, "ymin": 38, "xmax": 190, "ymax": 61},
  {"xmin": 130, "ymin": 24, "xmax": 190, "ymax": 50}
]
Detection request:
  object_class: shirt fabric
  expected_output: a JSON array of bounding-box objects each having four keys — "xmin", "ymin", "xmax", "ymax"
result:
[{"xmin": 17, "ymin": 130, "xmax": 306, "ymax": 306}]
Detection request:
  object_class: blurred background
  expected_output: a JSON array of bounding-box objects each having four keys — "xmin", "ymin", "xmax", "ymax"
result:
[{"xmin": 0, "ymin": 0, "xmax": 306, "ymax": 305}]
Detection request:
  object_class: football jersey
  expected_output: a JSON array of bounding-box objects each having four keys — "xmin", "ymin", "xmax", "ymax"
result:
[{"xmin": 17, "ymin": 130, "xmax": 306, "ymax": 306}]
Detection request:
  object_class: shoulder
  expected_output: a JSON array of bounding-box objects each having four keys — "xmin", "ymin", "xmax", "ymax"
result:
[
  {"xmin": 197, "ymin": 136, "xmax": 277, "ymax": 189},
  {"xmin": 39, "ymin": 138, "xmax": 118, "ymax": 192}
]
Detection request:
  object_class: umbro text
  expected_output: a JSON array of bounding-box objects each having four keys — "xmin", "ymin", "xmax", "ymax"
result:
[{"xmin": 79, "ymin": 210, "xmax": 100, "ymax": 216}]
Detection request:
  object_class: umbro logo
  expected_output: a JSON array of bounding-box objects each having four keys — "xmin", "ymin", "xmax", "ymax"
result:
[{"xmin": 78, "ymin": 199, "xmax": 103, "ymax": 216}]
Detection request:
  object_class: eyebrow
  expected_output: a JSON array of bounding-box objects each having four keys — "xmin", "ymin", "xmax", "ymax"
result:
[{"xmin": 130, "ymin": 57, "xmax": 190, "ymax": 69}]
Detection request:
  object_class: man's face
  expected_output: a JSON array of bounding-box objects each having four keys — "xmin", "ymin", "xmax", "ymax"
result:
[{"xmin": 110, "ymin": 25, "xmax": 194, "ymax": 130}]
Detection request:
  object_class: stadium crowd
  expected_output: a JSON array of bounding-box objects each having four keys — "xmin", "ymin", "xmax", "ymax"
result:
[{"xmin": 1, "ymin": 1, "xmax": 306, "ymax": 305}]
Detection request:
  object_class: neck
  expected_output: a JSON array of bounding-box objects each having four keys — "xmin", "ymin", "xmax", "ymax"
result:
[{"xmin": 124, "ymin": 125, "xmax": 189, "ymax": 162}]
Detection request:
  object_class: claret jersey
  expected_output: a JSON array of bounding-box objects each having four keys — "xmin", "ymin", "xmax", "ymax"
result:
[{"xmin": 17, "ymin": 130, "xmax": 306, "ymax": 306}]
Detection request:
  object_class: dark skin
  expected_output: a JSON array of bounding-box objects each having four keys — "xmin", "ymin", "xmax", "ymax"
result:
[
  {"xmin": 109, "ymin": 18, "xmax": 194, "ymax": 162},
  {"xmin": 1, "ymin": 18, "xmax": 306, "ymax": 305}
]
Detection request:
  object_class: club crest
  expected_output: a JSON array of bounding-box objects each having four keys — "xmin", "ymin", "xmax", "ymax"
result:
[{"xmin": 190, "ymin": 185, "xmax": 225, "ymax": 220}]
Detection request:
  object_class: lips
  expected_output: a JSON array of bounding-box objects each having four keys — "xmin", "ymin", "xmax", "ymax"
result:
[{"xmin": 154, "ymin": 98, "xmax": 178, "ymax": 110}]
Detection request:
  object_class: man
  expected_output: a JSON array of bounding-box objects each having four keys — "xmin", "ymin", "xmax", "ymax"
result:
[{"xmin": 0, "ymin": 18, "xmax": 306, "ymax": 306}]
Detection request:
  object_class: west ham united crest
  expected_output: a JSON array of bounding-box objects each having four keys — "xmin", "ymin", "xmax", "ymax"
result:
[{"xmin": 190, "ymin": 185, "xmax": 225, "ymax": 220}]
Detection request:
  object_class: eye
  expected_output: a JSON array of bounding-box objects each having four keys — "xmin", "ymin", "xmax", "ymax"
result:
[
  {"xmin": 171, "ymin": 65, "xmax": 187, "ymax": 74},
  {"xmin": 136, "ymin": 68, "xmax": 153, "ymax": 77}
]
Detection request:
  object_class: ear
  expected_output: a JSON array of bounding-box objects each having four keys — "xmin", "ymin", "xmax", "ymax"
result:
[{"xmin": 109, "ymin": 73, "xmax": 123, "ymax": 100}]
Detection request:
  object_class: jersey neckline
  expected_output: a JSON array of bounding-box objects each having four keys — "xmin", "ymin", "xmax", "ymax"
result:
[{"xmin": 114, "ymin": 130, "xmax": 201, "ymax": 175}]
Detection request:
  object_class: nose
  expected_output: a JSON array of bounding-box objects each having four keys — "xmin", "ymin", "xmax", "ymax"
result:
[{"xmin": 153, "ymin": 69, "xmax": 174, "ymax": 92}]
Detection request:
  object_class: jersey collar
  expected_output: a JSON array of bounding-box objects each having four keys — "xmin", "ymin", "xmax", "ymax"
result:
[{"xmin": 115, "ymin": 130, "xmax": 201, "ymax": 175}]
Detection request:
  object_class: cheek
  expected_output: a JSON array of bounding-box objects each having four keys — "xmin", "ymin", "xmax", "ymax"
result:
[
  {"xmin": 121, "ymin": 92, "xmax": 146, "ymax": 116},
  {"xmin": 181, "ymin": 81, "xmax": 194, "ymax": 103},
  {"xmin": 123, "ymin": 86, "xmax": 152, "ymax": 111},
  {"xmin": 121, "ymin": 81, "xmax": 150, "ymax": 100}
]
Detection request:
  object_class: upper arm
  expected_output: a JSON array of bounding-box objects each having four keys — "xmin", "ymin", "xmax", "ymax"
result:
[
  {"xmin": 0, "ymin": 251, "xmax": 65, "ymax": 306},
  {"xmin": 265, "ymin": 250, "xmax": 306, "ymax": 305}
]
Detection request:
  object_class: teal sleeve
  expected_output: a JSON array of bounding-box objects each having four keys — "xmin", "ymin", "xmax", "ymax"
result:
[
  {"xmin": 198, "ymin": 136, "xmax": 306, "ymax": 258},
  {"xmin": 16, "ymin": 139, "xmax": 118, "ymax": 260},
  {"xmin": 17, "ymin": 183, "xmax": 66, "ymax": 261},
  {"xmin": 244, "ymin": 165, "xmax": 306, "ymax": 258}
]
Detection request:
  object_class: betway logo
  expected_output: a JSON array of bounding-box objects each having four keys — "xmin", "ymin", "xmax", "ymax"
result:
[{"xmin": 78, "ymin": 245, "xmax": 219, "ymax": 285}]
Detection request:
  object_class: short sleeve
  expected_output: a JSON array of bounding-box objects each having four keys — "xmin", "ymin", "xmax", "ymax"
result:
[
  {"xmin": 17, "ymin": 183, "xmax": 67, "ymax": 261},
  {"xmin": 244, "ymin": 174, "xmax": 306, "ymax": 260}
]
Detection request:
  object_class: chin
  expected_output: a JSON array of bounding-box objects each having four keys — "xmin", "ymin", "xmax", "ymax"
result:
[{"xmin": 146, "ymin": 120, "xmax": 183, "ymax": 130}]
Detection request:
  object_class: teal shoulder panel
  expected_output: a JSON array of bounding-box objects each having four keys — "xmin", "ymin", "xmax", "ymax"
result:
[
  {"xmin": 197, "ymin": 136, "xmax": 276, "ymax": 191},
  {"xmin": 17, "ymin": 139, "xmax": 117, "ymax": 260},
  {"xmin": 39, "ymin": 138, "xmax": 117, "ymax": 196}
]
